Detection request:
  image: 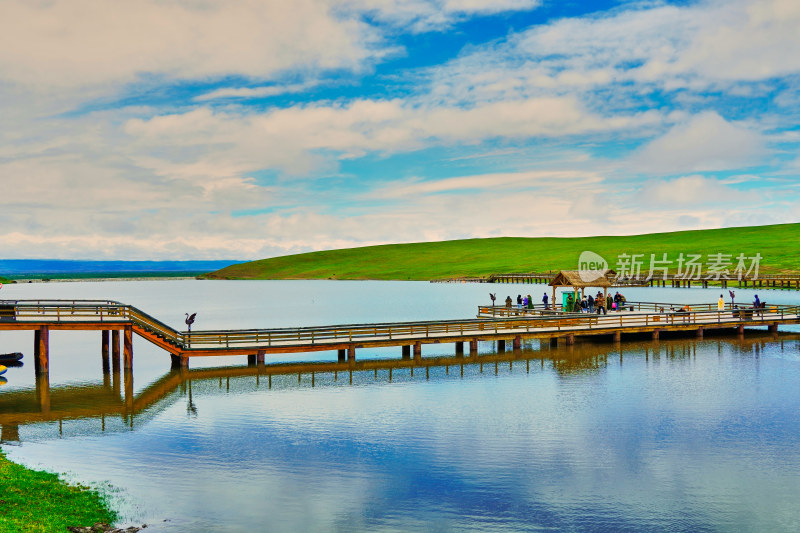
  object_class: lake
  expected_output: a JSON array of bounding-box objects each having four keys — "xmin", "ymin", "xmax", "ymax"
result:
[{"xmin": 1, "ymin": 280, "xmax": 799, "ymax": 531}]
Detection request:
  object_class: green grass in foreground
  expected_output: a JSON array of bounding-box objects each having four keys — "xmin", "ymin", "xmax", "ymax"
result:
[
  {"xmin": 0, "ymin": 450, "xmax": 117, "ymax": 533},
  {"xmin": 203, "ymin": 223, "xmax": 800, "ymax": 281}
]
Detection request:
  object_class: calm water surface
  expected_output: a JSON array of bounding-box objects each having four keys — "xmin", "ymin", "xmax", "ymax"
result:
[{"xmin": 1, "ymin": 280, "xmax": 799, "ymax": 532}]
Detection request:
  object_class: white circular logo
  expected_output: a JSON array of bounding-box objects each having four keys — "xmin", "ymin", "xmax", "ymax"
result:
[{"xmin": 578, "ymin": 251, "xmax": 608, "ymax": 283}]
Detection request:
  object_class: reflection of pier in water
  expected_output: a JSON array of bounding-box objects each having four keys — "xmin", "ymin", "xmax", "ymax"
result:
[{"xmin": 2, "ymin": 332, "xmax": 795, "ymax": 443}]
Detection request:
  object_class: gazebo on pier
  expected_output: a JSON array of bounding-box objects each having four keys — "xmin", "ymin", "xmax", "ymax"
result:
[{"xmin": 549, "ymin": 270, "xmax": 615, "ymax": 312}]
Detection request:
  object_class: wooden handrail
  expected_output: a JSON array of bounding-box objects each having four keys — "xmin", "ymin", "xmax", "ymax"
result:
[{"xmin": 3, "ymin": 299, "xmax": 799, "ymax": 352}]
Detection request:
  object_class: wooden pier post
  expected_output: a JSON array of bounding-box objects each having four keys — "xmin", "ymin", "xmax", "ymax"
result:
[
  {"xmin": 257, "ymin": 349, "xmax": 265, "ymax": 364},
  {"xmin": 696, "ymin": 327, "xmax": 704, "ymax": 339},
  {"xmin": 247, "ymin": 353, "xmax": 256, "ymax": 366},
  {"xmin": 34, "ymin": 326, "xmax": 49, "ymax": 375},
  {"xmin": 613, "ymin": 331, "xmax": 621, "ymax": 342},
  {"xmin": 469, "ymin": 339, "xmax": 478, "ymax": 356},
  {"xmin": 455, "ymin": 341, "xmax": 464, "ymax": 356},
  {"xmin": 171, "ymin": 353, "xmax": 189, "ymax": 368},
  {"xmin": 413, "ymin": 342, "xmax": 422, "ymax": 361},
  {"xmin": 513, "ymin": 336, "xmax": 522, "ymax": 350},
  {"xmin": 566, "ymin": 333, "xmax": 575, "ymax": 345},
  {"xmin": 111, "ymin": 330, "xmax": 121, "ymax": 372},
  {"xmin": 101, "ymin": 330, "xmax": 110, "ymax": 372},
  {"xmin": 338, "ymin": 349, "xmax": 347, "ymax": 362},
  {"xmin": 737, "ymin": 325, "xmax": 744, "ymax": 335},
  {"xmin": 401, "ymin": 345, "xmax": 411, "ymax": 359},
  {"xmin": 123, "ymin": 325, "xmax": 133, "ymax": 370},
  {"xmin": 347, "ymin": 345, "xmax": 356, "ymax": 361},
  {"xmin": 768, "ymin": 323, "xmax": 778, "ymax": 333},
  {"xmin": 549, "ymin": 337, "xmax": 558, "ymax": 347},
  {"xmin": 651, "ymin": 329, "xmax": 660, "ymax": 341},
  {"xmin": 497, "ymin": 339, "xmax": 506, "ymax": 351}
]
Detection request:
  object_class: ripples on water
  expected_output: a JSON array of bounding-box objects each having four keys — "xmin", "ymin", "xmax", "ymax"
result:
[{"xmin": 1, "ymin": 281, "xmax": 799, "ymax": 532}]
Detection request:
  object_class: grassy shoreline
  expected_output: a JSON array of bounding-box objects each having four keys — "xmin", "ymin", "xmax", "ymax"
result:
[
  {"xmin": 203, "ymin": 223, "xmax": 800, "ymax": 281},
  {"xmin": 0, "ymin": 450, "xmax": 117, "ymax": 532}
]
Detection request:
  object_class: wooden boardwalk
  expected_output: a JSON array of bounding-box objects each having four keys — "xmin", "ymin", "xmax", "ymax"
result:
[
  {"xmin": 433, "ymin": 272, "xmax": 800, "ymax": 289},
  {"xmin": 0, "ymin": 299, "xmax": 798, "ymax": 373}
]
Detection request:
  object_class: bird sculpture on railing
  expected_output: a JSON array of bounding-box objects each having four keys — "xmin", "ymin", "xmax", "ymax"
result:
[
  {"xmin": 729, "ymin": 290, "xmax": 735, "ymax": 307},
  {"xmin": 185, "ymin": 312, "xmax": 196, "ymax": 333},
  {"xmin": 489, "ymin": 293, "xmax": 496, "ymax": 306}
]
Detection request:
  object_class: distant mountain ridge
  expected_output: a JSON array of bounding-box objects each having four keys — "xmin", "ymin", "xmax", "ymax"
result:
[{"xmin": 0, "ymin": 259, "xmax": 242, "ymax": 276}]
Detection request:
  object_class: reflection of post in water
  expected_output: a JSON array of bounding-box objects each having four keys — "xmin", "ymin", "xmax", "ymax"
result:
[
  {"xmin": 186, "ymin": 380, "xmax": 197, "ymax": 417},
  {"xmin": 3, "ymin": 333, "xmax": 797, "ymax": 443},
  {"xmin": 124, "ymin": 368, "xmax": 134, "ymax": 412},
  {"xmin": 36, "ymin": 373, "xmax": 51, "ymax": 414},
  {"xmin": 1, "ymin": 423, "xmax": 20, "ymax": 442}
]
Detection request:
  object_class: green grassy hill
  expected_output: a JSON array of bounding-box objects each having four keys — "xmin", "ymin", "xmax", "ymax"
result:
[{"xmin": 203, "ymin": 223, "xmax": 800, "ymax": 281}]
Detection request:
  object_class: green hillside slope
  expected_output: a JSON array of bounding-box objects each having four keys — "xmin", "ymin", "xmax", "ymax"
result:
[{"xmin": 203, "ymin": 223, "xmax": 800, "ymax": 281}]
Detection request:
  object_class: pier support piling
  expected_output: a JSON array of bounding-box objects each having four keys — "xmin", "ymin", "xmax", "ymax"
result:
[
  {"xmin": 613, "ymin": 331, "xmax": 621, "ymax": 343},
  {"xmin": 565, "ymin": 333, "xmax": 575, "ymax": 345},
  {"xmin": 737, "ymin": 325, "xmax": 745, "ymax": 335},
  {"xmin": 401, "ymin": 345, "xmax": 411, "ymax": 359},
  {"xmin": 455, "ymin": 341, "xmax": 464, "ymax": 356},
  {"xmin": 469, "ymin": 339, "xmax": 478, "ymax": 356},
  {"xmin": 696, "ymin": 327, "xmax": 704, "ymax": 339},
  {"xmin": 338, "ymin": 349, "xmax": 347, "ymax": 362},
  {"xmin": 347, "ymin": 345, "xmax": 356, "ymax": 361},
  {"xmin": 652, "ymin": 329, "xmax": 660, "ymax": 341},
  {"xmin": 34, "ymin": 326, "xmax": 49, "ymax": 375},
  {"xmin": 768, "ymin": 323, "xmax": 778, "ymax": 333},
  {"xmin": 413, "ymin": 342, "xmax": 422, "ymax": 361},
  {"xmin": 497, "ymin": 339, "xmax": 506, "ymax": 352},
  {"xmin": 549, "ymin": 337, "xmax": 558, "ymax": 347},
  {"xmin": 111, "ymin": 330, "xmax": 121, "ymax": 372},
  {"xmin": 171, "ymin": 354, "xmax": 189, "ymax": 368},
  {"xmin": 513, "ymin": 336, "xmax": 522, "ymax": 350},
  {"xmin": 101, "ymin": 330, "xmax": 110, "ymax": 372},
  {"xmin": 123, "ymin": 325, "xmax": 133, "ymax": 370}
]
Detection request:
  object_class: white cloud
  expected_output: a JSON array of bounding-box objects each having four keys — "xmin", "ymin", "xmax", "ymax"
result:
[
  {"xmin": 630, "ymin": 112, "xmax": 766, "ymax": 174},
  {"xmin": 341, "ymin": 0, "xmax": 541, "ymax": 32},
  {"xmin": 367, "ymin": 170, "xmax": 603, "ymax": 199},
  {"xmin": 425, "ymin": 0, "xmax": 800, "ymax": 109},
  {"xmin": 122, "ymin": 97, "xmax": 663, "ymax": 180},
  {"xmin": 632, "ymin": 175, "xmax": 752, "ymax": 208},
  {"xmin": 0, "ymin": 0, "xmax": 384, "ymax": 89},
  {"xmin": 195, "ymin": 82, "xmax": 321, "ymax": 102}
]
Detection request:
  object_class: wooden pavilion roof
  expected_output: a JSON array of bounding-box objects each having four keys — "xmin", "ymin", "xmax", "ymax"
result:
[{"xmin": 549, "ymin": 269, "xmax": 615, "ymax": 288}]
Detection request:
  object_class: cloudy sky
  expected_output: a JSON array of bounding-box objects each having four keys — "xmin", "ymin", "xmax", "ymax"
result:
[{"xmin": 1, "ymin": 0, "xmax": 798, "ymax": 260}]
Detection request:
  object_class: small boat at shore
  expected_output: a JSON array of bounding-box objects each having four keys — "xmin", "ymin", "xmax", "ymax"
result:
[
  {"xmin": 0, "ymin": 365, "xmax": 7, "ymax": 376},
  {"xmin": 0, "ymin": 352, "xmax": 23, "ymax": 363}
]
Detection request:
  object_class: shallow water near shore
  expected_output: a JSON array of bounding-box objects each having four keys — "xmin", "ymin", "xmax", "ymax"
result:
[{"xmin": 1, "ymin": 280, "xmax": 800, "ymax": 531}]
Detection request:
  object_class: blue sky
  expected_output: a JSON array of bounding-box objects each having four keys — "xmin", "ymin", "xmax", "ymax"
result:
[{"xmin": 1, "ymin": 0, "xmax": 798, "ymax": 260}]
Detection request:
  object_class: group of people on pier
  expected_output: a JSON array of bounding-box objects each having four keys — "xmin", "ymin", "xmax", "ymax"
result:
[
  {"xmin": 501, "ymin": 291, "xmax": 629, "ymax": 314},
  {"xmin": 563, "ymin": 291, "xmax": 627, "ymax": 314}
]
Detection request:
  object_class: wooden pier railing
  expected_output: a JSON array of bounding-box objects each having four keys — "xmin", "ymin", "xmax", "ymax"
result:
[{"xmin": 1, "ymin": 299, "xmax": 798, "ymax": 370}]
